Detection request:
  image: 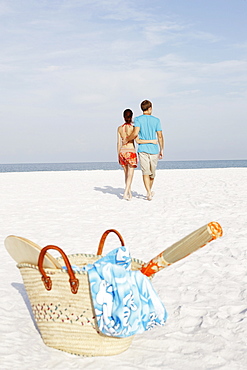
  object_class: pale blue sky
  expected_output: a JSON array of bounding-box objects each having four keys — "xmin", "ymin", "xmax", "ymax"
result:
[{"xmin": 1, "ymin": 0, "xmax": 246, "ymax": 163}]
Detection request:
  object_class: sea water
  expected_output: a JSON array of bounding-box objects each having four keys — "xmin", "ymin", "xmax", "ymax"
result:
[{"xmin": 0, "ymin": 160, "xmax": 247, "ymax": 173}]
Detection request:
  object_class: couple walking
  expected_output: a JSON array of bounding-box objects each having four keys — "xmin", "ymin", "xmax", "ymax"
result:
[{"xmin": 117, "ymin": 100, "xmax": 164, "ymax": 201}]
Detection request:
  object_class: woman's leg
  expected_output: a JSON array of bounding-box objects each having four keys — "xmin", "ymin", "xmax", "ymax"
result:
[
  {"xmin": 123, "ymin": 166, "xmax": 135, "ymax": 200},
  {"xmin": 123, "ymin": 165, "xmax": 128, "ymax": 185},
  {"xmin": 122, "ymin": 166, "xmax": 128, "ymax": 199}
]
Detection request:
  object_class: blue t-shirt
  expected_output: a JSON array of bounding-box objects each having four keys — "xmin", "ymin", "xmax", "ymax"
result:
[{"xmin": 134, "ymin": 114, "xmax": 162, "ymax": 154}]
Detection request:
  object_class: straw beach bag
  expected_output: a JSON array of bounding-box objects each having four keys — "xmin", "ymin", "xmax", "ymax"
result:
[
  {"xmin": 16, "ymin": 230, "xmax": 144, "ymax": 356},
  {"xmin": 5, "ymin": 222, "xmax": 223, "ymax": 357}
]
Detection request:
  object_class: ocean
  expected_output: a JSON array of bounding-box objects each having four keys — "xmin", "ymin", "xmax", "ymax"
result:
[{"xmin": 0, "ymin": 160, "xmax": 247, "ymax": 173}]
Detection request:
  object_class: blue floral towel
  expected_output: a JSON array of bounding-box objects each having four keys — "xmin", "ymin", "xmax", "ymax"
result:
[{"xmin": 67, "ymin": 246, "xmax": 168, "ymax": 337}]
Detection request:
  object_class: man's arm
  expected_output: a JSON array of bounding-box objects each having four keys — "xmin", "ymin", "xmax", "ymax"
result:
[
  {"xmin": 123, "ymin": 126, "xmax": 140, "ymax": 144},
  {"xmin": 157, "ymin": 131, "xmax": 164, "ymax": 159}
]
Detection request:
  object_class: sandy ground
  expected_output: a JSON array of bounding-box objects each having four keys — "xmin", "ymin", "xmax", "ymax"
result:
[{"xmin": 1, "ymin": 167, "xmax": 247, "ymax": 369}]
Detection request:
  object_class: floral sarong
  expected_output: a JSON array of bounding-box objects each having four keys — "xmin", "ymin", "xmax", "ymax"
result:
[
  {"xmin": 66, "ymin": 246, "xmax": 168, "ymax": 338},
  {"xmin": 119, "ymin": 151, "xmax": 138, "ymax": 168}
]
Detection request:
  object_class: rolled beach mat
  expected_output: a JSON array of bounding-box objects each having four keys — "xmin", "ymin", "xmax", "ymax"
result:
[{"xmin": 140, "ymin": 222, "xmax": 223, "ymax": 277}]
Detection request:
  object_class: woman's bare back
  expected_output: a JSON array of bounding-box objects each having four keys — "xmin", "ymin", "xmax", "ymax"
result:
[{"xmin": 118, "ymin": 124, "xmax": 135, "ymax": 150}]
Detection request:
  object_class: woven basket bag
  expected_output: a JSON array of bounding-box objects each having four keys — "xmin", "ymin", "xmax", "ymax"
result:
[{"xmin": 17, "ymin": 229, "xmax": 144, "ymax": 356}]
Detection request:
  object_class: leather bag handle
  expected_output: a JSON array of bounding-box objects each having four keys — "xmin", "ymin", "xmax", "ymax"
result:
[
  {"xmin": 97, "ymin": 229, "xmax": 125, "ymax": 255},
  {"xmin": 38, "ymin": 245, "xmax": 79, "ymax": 294}
]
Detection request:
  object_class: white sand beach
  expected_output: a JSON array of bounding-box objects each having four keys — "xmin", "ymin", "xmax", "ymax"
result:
[{"xmin": 1, "ymin": 167, "xmax": 247, "ymax": 370}]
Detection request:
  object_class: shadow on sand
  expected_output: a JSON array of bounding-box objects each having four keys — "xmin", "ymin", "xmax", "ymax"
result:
[
  {"xmin": 94, "ymin": 186, "xmax": 145, "ymax": 200},
  {"xmin": 12, "ymin": 282, "xmax": 40, "ymax": 333}
]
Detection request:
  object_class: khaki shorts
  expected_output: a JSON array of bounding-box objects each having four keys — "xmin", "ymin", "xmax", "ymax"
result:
[{"xmin": 138, "ymin": 152, "xmax": 159, "ymax": 178}]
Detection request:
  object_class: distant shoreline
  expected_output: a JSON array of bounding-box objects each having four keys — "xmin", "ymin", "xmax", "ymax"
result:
[{"xmin": 0, "ymin": 159, "xmax": 247, "ymax": 173}]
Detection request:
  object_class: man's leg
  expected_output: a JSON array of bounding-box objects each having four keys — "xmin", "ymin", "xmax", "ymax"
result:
[
  {"xmin": 139, "ymin": 152, "xmax": 155, "ymax": 200},
  {"xmin": 143, "ymin": 175, "xmax": 153, "ymax": 200},
  {"xmin": 148, "ymin": 154, "xmax": 159, "ymax": 198}
]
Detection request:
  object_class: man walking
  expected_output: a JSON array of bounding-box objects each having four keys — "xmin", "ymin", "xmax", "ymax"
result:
[{"xmin": 126, "ymin": 100, "xmax": 164, "ymax": 200}]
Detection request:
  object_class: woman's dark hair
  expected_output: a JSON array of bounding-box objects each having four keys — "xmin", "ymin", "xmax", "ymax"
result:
[{"xmin": 123, "ymin": 109, "xmax": 133, "ymax": 123}]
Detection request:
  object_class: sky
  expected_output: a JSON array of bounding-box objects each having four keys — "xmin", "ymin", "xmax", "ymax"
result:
[{"xmin": 1, "ymin": 0, "xmax": 247, "ymax": 163}]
